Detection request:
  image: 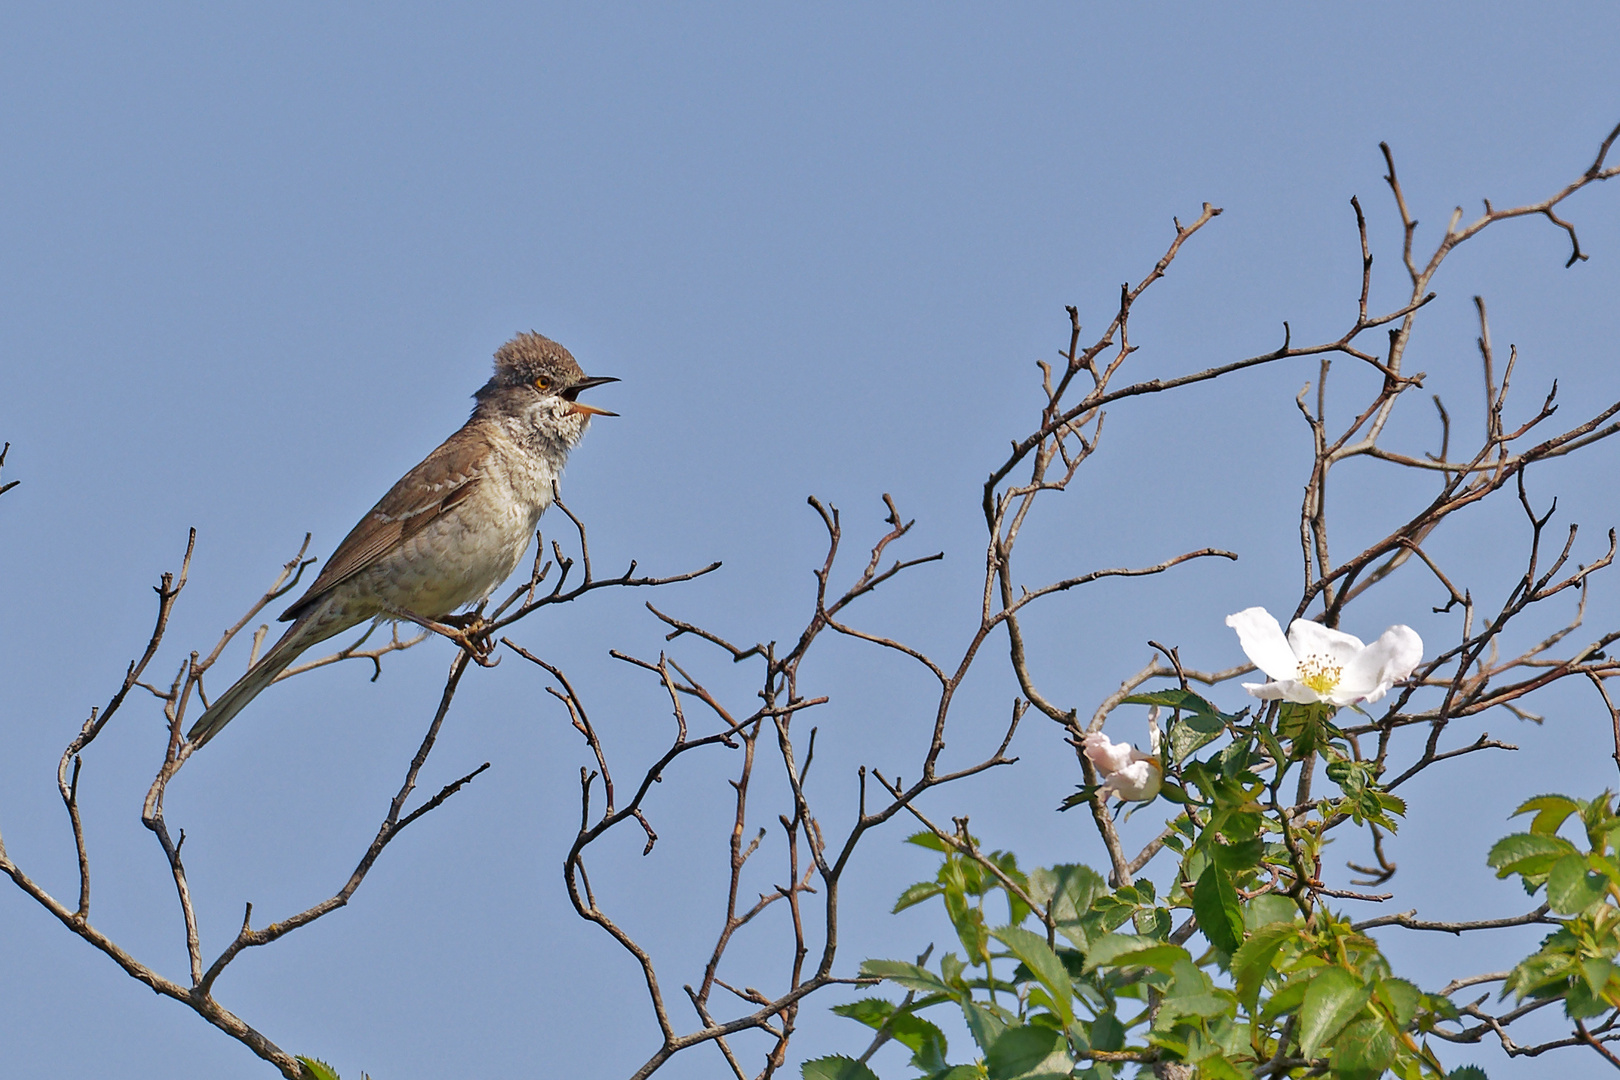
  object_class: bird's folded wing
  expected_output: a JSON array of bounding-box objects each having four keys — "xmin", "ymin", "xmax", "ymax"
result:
[{"xmin": 279, "ymin": 432, "xmax": 490, "ymax": 621}]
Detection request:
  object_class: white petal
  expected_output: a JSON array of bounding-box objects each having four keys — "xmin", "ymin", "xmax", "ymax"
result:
[
  {"xmin": 1102, "ymin": 759, "xmax": 1162, "ymax": 802},
  {"xmin": 1243, "ymin": 679, "xmax": 1327, "ymax": 704},
  {"xmin": 1082, "ymin": 732, "xmax": 1135, "ymax": 774},
  {"xmin": 1226, "ymin": 608, "xmax": 1299, "ymax": 681},
  {"xmin": 1279, "ymin": 680, "xmax": 1328, "ymax": 704},
  {"xmin": 1286, "ymin": 619, "xmax": 1366, "ymax": 667},
  {"xmin": 1336, "ymin": 625, "xmax": 1424, "ymax": 704},
  {"xmin": 1241, "ymin": 680, "xmax": 1288, "ymax": 700}
]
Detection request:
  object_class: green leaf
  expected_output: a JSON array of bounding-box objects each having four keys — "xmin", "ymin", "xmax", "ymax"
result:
[
  {"xmin": 1447, "ymin": 1068, "xmax": 1489, "ymax": 1080},
  {"xmin": 1121, "ymin": 689, "xmax": 1221, "ymax": 716},
  {"xmin": 830, "ymin": 998, "xmax": 950, "ymax": 1066},
  {"xmin": 1027, "ymin": 864, "xmax": 1106, "ymax": 925},
  {"xmin": 1583, "ymin": 957, "xmax": 1617, "ymax": 997},
  {"xmin": 1375, "ymin": 976, "xmax": 1422, "ymax": 1028},
  {"xmin": 893, "ymin": 881, "xmax": 945, "ymax": 913},
  {"xmin": 832, "ymin": 997, "xmax": 895, "ymax": 1028},
  {"xmin": 1297, "ymin": 967, "xmax": 1371, "ymax": 1060},
  {"xmin": 1232, "ymin": 921, "xmax": 1299, "ymax": 1012},
  {"xmin": 944, "ymin": 888, "xmax": 991, "ymax": 961},
  {"xmin": 1547, "ymin": 853, "xmax": 1610, "ymax": 914},
  {"xmin": 906, "ymin": 831, "xmax": 950, "ymax": 852},
  {"xmin": 1083, "ymin": 934, "xmax": 1189, "ymax": 973},
  {"xmin": 984, "ymin": 1024, "xmax": 1064, "ymax": 1079},
  {"xmin": 1514, "ymin": 794, "xmax": 1581, "ymax": 837},
  {"xmin": 1259, "ymin": 969, "xmax": 1312, "ymax": 1022},
  {"xmin": 1158, "ymin": 957, "xmax": 1235, "ymax": 1021},
  {"xmin": 1212, "ymin": 837, "xmax": 1265, "ymax": 874},
  {"xmin": 1170, "ymin": 723, "xmax": 1221, "ymax": 764},
  {"xmin": 1196, "ymin": 1056, "xmax": 1246, "ymax": 1080},
  {"xmin": 1089, "ymin": 1011, "xmax": 1125, "ymax": 1052},
  {"xmin": 298, "ymin": 1060, "xmax": 341, "ymax": 1080},
  {"xmin": 961, "ymin": 998, "xmax": 1008, "ymax": 1051},
  {"xmin": 1244, "ymin": 893, "xmax": 1299, "ymax": 930},
  {"xmin": 1192, "ymin": 864, "xmax": 1244, "ymax": 955},
  {"xmin": 992, "ymin": 925, "xmax": 1075, "ymax": 1027},
  {"xmin": 1328, "ymin": 1016, "xmax": 1397, "ymax": 1080},
  {"xmin": 1058, "ymin": 784, "xmax": 1103, "ymax": 811},
  {"xmin": 802, "ymin": 1056, "xmax": 881, "ymax": 1080},
  {"xmin": 859, "ymin": 959, "xmax": 954, "ymax": 996},
  {"xmin": 1487, "ymin": 832, "xmax": 1579, "ymax": 885}
]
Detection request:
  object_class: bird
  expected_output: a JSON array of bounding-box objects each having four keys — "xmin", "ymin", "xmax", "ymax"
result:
[{"xmin": 185, "ymin": 331, "xmax": 617, "ymax": 748}]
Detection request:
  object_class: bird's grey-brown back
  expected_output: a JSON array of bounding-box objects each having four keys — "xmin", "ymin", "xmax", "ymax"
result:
[
  {"xmin": 282, "ymin": 333, "xmax": 596, "ymax": 625},
  {"xmin": 186, "ymin": 331, "xmax": 616, "ymax": 748}
]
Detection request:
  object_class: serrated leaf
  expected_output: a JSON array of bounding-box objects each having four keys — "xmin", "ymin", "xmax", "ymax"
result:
[
  {"xmin": 1158, "ymin": 957, "xmax": 1235, "ymax": 1021},
  {"xmin": 1514, "ymin": 794, "xmax": 1581, "ymax": 836},
  {"xmin": 1232, "ymin": 921, "xmax": 1299, "ymax": 1012},
  {"xmin": 1027, "ymin": 863, "xmax": 1106, "ymax": 924},
  {"xmin": 1212, "ymin": 837, "xmax": 1265, "ymax": 874},
  {"xmin": 1328, "ymin": 1016, "xmax": 1397, "ymax": 1080},
  {"xmin": 1196, "ymin": 1055, "xmax": 1246, "ymax": 1080},
  {"xmin": 893, "ymin": 881, "xmax": 945, "ymax": 913},
  {"xmin": 830, "ymin": 997, "xmax": 949, "ymax": 1066},
  {"xmin": 802, "ymin": 1055, "xmax": 881, "ymax": 1080},
  {"xmin": 961, "ymin": 998, "xmax": 1007, "ymax": 1051},
  {"xmin": 1447, "ymin": 1067, "xmax": 1489, "ymax": 1080},
  {"xmin": 1375, "ymin": 976, "xmax": 1422, "ymax": 1028},
  {"xmin": 1192, "ymin": 864, "xmax": 1244, "ymax": 955},
  {"xmin": 1244, "ymin": 893, "xmax": 1299, "ymax": 930},
  {"xmin": 298, "ymin": 1061, "xmax": 341, "ymax": 1080},
  {"xmin": 1083, "ymin": 934, "xmax": 1188, "ymax": 973},
  {"xmin": 1170, "ymin": 723, "xmax": 1221, "ymax": 763},
  {"xmin": 944, "ymin": 889, "xmax": 990, "ymax": 961},
  {"xmin": 1120, "ymin": 689, "xmax": 1221, "ymax": 715},
  {"xmin": 832, "ymin": 997, "xmax": 895, "ymax": 1028},
  {"xmin": 1298, "ymin": 966, "xmax": 1371, "ymax": 1059},
  {"xmin": 1487, "ymin": 832, "xmax": 1578, "ymax": 882},
  {"xmin": 993, "ymin": 925, "xmax": 1074, "ymax": 1027},
  {"xmin": 1259, "ymin": 969, "xmax": 1313, "ymax": 1023},
  {"xmin": 1089, "ymin": 1011, "xmax": 1125, "ymax": 1052},
  {"xmin": 859, "ymin": 959, "xmax": 954, "ymax": 996},
  {"xmin": 984, "ymin": 1024, "xmax": 1064, "ymax": 1079},
  {"xmin": 1547, "ymin": 853, "xmax": 1610, "ymax": 914}
]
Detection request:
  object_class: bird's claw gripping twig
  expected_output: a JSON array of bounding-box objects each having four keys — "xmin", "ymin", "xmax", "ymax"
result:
[{"xmin": 384, "ymin": 607, "xmax": 500, "ymax": 667}]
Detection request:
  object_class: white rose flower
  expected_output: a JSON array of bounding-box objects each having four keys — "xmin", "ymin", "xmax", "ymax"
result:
[
  {"xmin": 1225, "ymin": 606, "xmax": 1423, "ymax": 706},
  {"xmin": 1082, "ymin": 720, "xmax": 1163, "ymax": 803}
]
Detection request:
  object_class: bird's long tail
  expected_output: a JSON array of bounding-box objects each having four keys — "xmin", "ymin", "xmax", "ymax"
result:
[{"xmin": 186, "ymin": 619, "xmax": 324, "ymax": 748}]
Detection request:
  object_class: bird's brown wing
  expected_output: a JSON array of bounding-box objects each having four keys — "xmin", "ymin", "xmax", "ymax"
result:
[{"xmin": 279, "ymin": 427, "xmax": 491, "ymax": 622}]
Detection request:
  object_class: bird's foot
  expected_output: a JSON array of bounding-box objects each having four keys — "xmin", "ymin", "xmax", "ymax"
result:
[
  {"xmin": 450, "ymin": 615, "xmax": 499, "ymax": 667},
  {"xmin": 448, "ymin": 623, "xmax": 500, "ymax": 667},
  {"xmin": 384, "ymin": 607, "xmax": 499, "ymax": 667}
]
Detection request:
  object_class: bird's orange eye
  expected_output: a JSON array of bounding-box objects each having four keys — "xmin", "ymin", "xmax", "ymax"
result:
[{"xmin": 535, "ymin": 377, "xmax": 551, "ymax": 390}]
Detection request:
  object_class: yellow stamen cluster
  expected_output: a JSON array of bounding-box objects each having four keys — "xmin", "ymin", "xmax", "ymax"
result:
[{"xmin": 1298, "ymin": 654, "xmax": 1342, "ymax": 696}]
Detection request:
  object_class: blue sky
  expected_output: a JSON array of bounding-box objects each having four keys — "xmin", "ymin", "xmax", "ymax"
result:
[{"xmin": 3, "ymin": 4, "xmax": 1620, "ymax": 1078}]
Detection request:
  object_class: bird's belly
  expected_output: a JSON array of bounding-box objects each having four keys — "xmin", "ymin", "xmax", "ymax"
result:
[{"xmin": 361, "ymin": 499, "xmax": 540, "ymax": 617}]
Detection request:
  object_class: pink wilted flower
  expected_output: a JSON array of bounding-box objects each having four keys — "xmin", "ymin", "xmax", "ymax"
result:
[
  {"xmin": 1225, "ymin": 606, "xmax": 1423, "ymax": 706},
  {"xmin": 1082, "ymin": 721, "xmax": 1163, "ymax": 803}
]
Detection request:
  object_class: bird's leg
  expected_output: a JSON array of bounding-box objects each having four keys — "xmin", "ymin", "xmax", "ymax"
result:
[{"xmin": 380, "ymin": 605, "xmax": 499, "ymax": 667}]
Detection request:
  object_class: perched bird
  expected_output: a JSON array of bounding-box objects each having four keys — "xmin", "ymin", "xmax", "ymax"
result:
[{"xmin": 186, "ymin": 332, "xmax": 616, "ymax": 747}]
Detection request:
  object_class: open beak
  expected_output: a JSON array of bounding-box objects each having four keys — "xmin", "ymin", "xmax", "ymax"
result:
[{"xmin": 563, "ymin": 374, "xmax": 620, "ymax": 417}]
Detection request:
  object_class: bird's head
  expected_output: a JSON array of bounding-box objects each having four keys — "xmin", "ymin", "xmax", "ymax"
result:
[{"xmin": 476, "ymin": 331, "xmax": 618, "ymax": 444}]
